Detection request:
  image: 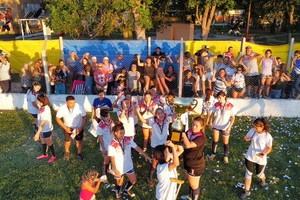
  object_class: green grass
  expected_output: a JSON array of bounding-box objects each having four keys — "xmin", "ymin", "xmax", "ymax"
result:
[{"xmin": 0, "ymin": 111, "xmax": 299, "ymax": 200}]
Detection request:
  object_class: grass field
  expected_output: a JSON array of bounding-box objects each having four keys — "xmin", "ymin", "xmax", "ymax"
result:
[{"xmin": 0, "ymin": 110, "xmax": 299, "ymax": 200}]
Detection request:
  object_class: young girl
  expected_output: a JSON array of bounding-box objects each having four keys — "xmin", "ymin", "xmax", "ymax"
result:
[
  {"xmin": 269, "ymin": 69, "xmax": 291, "ymax": 99},
  {"xmin": 137, "ymin": 55, "xmax": 156, "ymax": 92},
  {"xmin": 53, "ymin": 66, "xmax": 66, "ymax": 94},
  {"xmin": 231, "ymin": 64, "xmax": 248, "ymax": 98},
  {"xmin": 118, "ymin": 99, "xmax": 137, "ymax": 137},
  {"xmin": 97, "ymin": 109, "xmax": 115, "ymax": 179},
  {"xmin": 27, "ymin": 82, "xmax": 42, "ymax": 132},
  {"xmin": 258, "ymin": 49, "xmax": 278, "ymax": 98},
  {"xmin": 116, "ymin": 80, "xmax": 126, "ymax": 94},
  {"xmin": 136, "ymin": 107, "xmax": 176, "ymax": 188},
  {"xmin": 128, "ymin": 64, "xmax": 140, "ymax": 95},
  {"xmin": 209, "ymin": 91, "xmax": 236, "ymax": 164},
  {"xmin": 82, "ymin": 58, "xmax": 93, "ymax": 95},
  {"xmin": 180, "ymin": 117, "xmax": 207, "ymax": 200},
  {"xmin": 20, "ymin": 63, "xmax": 32, "ymax": 93},
  {"xmin": 241, "ymin": 118, "xmax": 273, "ymax": 199},
  {"xmin": 108, "ymin": 122, "xmax": 151, "ymax": 198},
  {"xmin": 80, "ymin": 169, "xmax": 104, "ymax": 200},
  {"xmin": 200, "ymin": 89, "xmax": 215, "ymax": 123},
  {"xmin": 154, "ymin": 141, "xmax": 183, "ymax": 200},
  {"xmin": 155, "ymin": 54, "xmax": 172, "ymax": 95},
  {"xmin": 137, "ymin": 91, "xmax": 157, "ymax": 151},
  {"xmin": 33, "ymin": 93, "xmax": 56, "ymax": 163}
]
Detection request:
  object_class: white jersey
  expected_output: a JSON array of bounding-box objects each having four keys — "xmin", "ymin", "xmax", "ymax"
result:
[
  {"xmin": 211, "ymin": 102, "xmax": 236, "ymax": 130},
  {"xmin": 245, "ymin": 128, "xmax": 273, "ymax": 165},
  {"xmin": 37, "ymin": 105, "xmax": 53, "ymax": 132},
  {"xmin": 148, "ymin": 117, "xmax": 171, "ymax": 148},
  {"xmin": 202, "ymin": 95, "xmax": 215, "ymax": 115},
  {"xmin": 156, "ymin": 163, "xmax": 178, "ymax": 200},
  {"xmin": 119, "ymin": 115, "xmax": 136, "ymax": 137},
  {"xmin": 56, "ymin": 103, "xmax": 86, "ymax": 129},
  {"xmin": 97, "ymin": 119, "xmax": 114, "ymax": 151},
  {"xmin": 27, "ymin": 90, "xmax": 39, "ymax": 114},
  {"xmin": 108, "ymin": 137, "xmax": 137, "ymax": 175}
]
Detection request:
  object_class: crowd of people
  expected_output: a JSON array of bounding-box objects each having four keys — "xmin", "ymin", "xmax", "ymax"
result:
[
  {"xmin": 1, "ymin": 45, "xmax": 300, "ymax": 99},
  {"xmin": 26, "ymin": 81, "xmax": 273, "ymax": 199}
]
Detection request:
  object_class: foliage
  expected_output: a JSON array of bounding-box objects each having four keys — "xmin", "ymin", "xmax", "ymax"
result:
[
  {"xmin": 0, "ymin": 111, "xmax": 299, "ymax": 199},
  {"xmin": 45, "ymin": 0, "xmax": 154, "ymax": 39}
]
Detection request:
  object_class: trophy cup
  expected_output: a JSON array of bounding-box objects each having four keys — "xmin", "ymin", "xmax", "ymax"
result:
[{"xmin": 169, "ymin": 117, "xmax": 185, "ymax": 144}]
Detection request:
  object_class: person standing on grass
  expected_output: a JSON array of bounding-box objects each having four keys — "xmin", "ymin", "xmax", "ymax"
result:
[
  {"xmin": 56, "ymin": 95, "xmax": 87, "ymax": 160},
  {"xmin": 80, "ymin": 169, "xmax": 104, "ymax": 200},
  {"xmin": 97, "ymin": 109, "xmax": 115, "ymax": 179},
  {"xmin": 154, "ymin": 141, "xmax": 184, "ymax": 200},
  {"xmin": 27, "ymin": 82, "xmax": 42, "ymax": 132},
  {"xmin": 180, "ymin": 117, "xmax": 207, "ymax": 200},
  {"xmin": 108, "ymin": 122, "xmax": 152, "ymax": 199},
  {"xmin": 33, "ymin": 93, "xmax": 56, "ymax": 164},
  {"xmin": 209, "ymin": 91, "xmax": 236, "ymax": 164},
  {"xmin": 241, "ymin": 118, "xmax": 273, "ymax": 199},
  {"xmin": 136, "ymin": 107, "xmax": 176, "ymax": 189}
]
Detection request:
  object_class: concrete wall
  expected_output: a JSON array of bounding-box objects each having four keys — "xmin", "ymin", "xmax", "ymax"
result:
[{"xmin": 1, "ymin": 93, "xmax": 299, "ymax": 117}]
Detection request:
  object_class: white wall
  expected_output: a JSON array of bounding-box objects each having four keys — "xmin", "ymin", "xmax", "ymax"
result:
[{"xmin": 0, "ymin": 93, "xmax": 299, "ymax": 117}]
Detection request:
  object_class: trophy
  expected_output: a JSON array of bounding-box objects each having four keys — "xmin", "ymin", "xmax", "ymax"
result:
[{"xmin": 169, "ymin": 116, "xmax": 185, "ymax": 144}]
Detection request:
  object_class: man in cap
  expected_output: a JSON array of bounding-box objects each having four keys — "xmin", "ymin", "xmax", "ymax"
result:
[{"xmin": 238, "ymin": 46, "xmax": 262, "ymax": 98}]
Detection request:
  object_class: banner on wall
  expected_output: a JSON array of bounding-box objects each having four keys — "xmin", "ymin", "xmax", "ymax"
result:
[
  {"xmin": 63, "ymin": 40, "xmax": 182, "ymax": 71},
  {"xmin": 0, "ymin": 40, "xmax": 61, "ymax": 72}
]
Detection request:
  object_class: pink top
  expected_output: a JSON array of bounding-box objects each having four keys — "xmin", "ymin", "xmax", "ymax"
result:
[
  {"xmin": 79, "ymin": 188, "xmax": 94, "ymax": 200},
  {"xmin": 261, "ymin": 58, "xmax": 274, "ymax": 76}
]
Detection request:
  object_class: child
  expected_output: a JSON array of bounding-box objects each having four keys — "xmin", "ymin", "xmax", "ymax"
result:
[
  {"xmin": 33, "ymin": 93, "xmax": 56, "ymax": 163},
  {"xmin": 53, "ymin": 66, "xmax": 66, "ymax": 94},
  {"xmin": 241, "ymin": 118, "xmax": 273, "ymax": 199},
  {"xmin": 97, "ymin": 109, "xmax": 115, "ymax": 180},
  {"xmin": 116, "ymin": 80, "xmax": 126, "ymax": 94},
  {"xmin": 108, "ymin": 122, "xmax": 151, "ymax": 198},
  {"xmin": 136, "ymin": 107, "xmax": 176, "ymax": 189},
  {"xmin": 154, "ymin": 141, "xmax": 183, "ymax": 200},
  {"xmin": 200, "ymin": 88, "xmax": 215, "ymax": 124},
  {"xmin": 80, "ymin": 169, "xmax": 104, "ymax": 200}
]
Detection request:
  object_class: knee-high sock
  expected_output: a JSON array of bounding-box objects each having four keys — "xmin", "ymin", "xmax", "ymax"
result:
[
  {"xmin": 42, "ymin": 144, "xmax": 47, "ymax": 155},
  {"xmin": 125, "ymin": 181, "xmax": 134, "ymax": 191},
  {"xmin": 224, "ymin": 143, "xmax": 229, "ymax": 156},
  {"xmin": 49, "ymin": 144, "xmax": 55, "ymax": 157},
  {"xmin": 212, "ymin": 141, "xmax": 218, "ymax": 154}
]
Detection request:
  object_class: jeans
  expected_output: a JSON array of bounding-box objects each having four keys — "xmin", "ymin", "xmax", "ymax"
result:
[
  {"xmin": 85, "ymin": 77, "xmax": 93, "ymax": 95},
  {"xmin": 55, "ymin": 83, "xmax": 66, "ymax": 94},
  {"xmin": 269, "ymin": 89, "xmax": 281, "ymax": 99}
]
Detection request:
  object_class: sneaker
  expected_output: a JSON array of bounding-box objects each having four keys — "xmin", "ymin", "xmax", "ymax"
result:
[
  {"xmin": 223, "ymin": 156, "xmax": 229, "ymax": 164},
  {"xmin": 260, "ymin": 179, "xmax": 267, "ymax": 188},
  {"xmin": 64, "ymin": 152, "xmax": 70, "ymax": 161},
  {"xmin": 77, "ymin": 153, "xmax": 84, "ymax": 160},
  {"xmin": 209, "ymin": 154, "xmax": 216, "ymax": 160},
  {"xmin": 240, "ymin": 190, "xmax": 251, "ymax": 199},
  {"xmin": 181, "ymin": 195, "xmax": 192, "ymax": 200},
  {"xmin": 48, "ymin": 156, "xmax": 57, "ymax": 163},
  {"xmin": 123, "ymin": 190, "xmax": 136, "ymax": 197},
  {"xmin": 37, "ymin": 154, "xmax": 48, "ymax": 160}
]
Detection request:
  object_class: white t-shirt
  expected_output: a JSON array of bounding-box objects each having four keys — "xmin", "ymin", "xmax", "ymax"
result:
[
  {"xmin": 119, "ymin": 114, "xmax": 136, "ymax": 137},
  {"xmin": 242, "ymin": 53, "xmax": 259, "ymax": 76},
  {"xmin": 0, "ymin": 62, "xmax": 11, "ymax": 81},
  {"xmin": 108, "ymin": 137, "xmax": 137, "ymax": 175},
  {"xmin": 38, "ymin": 105, "xmax": 53, "ymax": 132},
  {"xmin": 56, "ymin": 103, "xmax": 86, "ymax": 128},
  {"xmin": 245, "ymin": 128, "xmax": 273, "ymax": 165},
  {"xmin": 139, "ymin": 101, "xmax": 157, "ymax": 129},
  {"xmin": 97, "ymin": 119, "xmax": 114, "ymax": 151},
  {"xmin": 232, "ymin": 73, "xmax": 245, "ymax": 88},
  {"xmin": 156, "ymin": 163, "xmax": 178, "ymax": 200},
  {"xmin": 148, "ymin": 117, "xmax": 171, "ymax": 148},
  {"xmin": 211, "ymin": 102, "xmax": 236, "ymax": 130},
  {"xmin": 202, "ymin": 95, "xmax": 215, "ymax": 115},
  {"xmin": 26, "ymin": 90, "xmax": 39, "ymax": 114}
]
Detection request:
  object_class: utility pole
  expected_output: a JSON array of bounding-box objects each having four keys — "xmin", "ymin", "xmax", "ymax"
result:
[{"xmin": 245, "ymin": 0, "xmax": 252, "ymax": 41}]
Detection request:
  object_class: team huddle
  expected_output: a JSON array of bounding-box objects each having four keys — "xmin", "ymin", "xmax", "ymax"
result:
[{"xmin": 26, "ymin": 84, "xmax": 273, "ymax": 200}]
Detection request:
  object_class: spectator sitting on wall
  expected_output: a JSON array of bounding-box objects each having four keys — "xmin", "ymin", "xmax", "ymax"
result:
[
  {"xmin": 152, "ymin": 47, "xmax": 164, "ymax": 59},
  {"xmin": 164, "ymin": 65, "xmax": 178, "ymax": 95}
]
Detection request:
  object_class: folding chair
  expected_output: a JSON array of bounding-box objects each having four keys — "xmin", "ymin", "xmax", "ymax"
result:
[{"xmin": 72, "ymin": 80, "xmax": 85, "ymax": 94}]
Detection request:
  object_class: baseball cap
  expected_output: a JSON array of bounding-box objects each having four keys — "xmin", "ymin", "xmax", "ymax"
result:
[
  {"xmin": 245, "ymin": 46, "xmax": 252, "ymax": 49},
  {"xmin": 204, "ymin": 45, "xmax": 210, "ymax": 49}
]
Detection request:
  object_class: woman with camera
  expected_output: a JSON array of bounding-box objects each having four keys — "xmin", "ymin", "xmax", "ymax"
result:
[{"xmin": 180, "ymin": 117, "xmax": 207, "ymax": 200}]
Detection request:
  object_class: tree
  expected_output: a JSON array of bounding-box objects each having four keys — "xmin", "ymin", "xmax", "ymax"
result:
[
  {"xmin": 45, "ymin": 0, "xmax": 154, "ymax": 39},
  {"xmin": 188, "ymin": 0, "xmax": 235, "ymax": 40}
]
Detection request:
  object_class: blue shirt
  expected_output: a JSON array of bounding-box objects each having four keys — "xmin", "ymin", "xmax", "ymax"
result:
[{"xmin": 92, "ymin": 97, "xmax": 112, "ymax": 109}]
